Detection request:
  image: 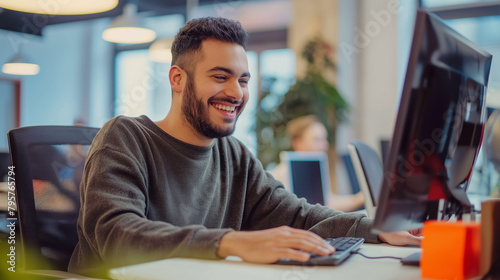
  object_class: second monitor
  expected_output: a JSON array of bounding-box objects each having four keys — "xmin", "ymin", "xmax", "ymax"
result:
[{"xmin": 280, "ymin": 151, "xmax": 331, "ymax": 205}]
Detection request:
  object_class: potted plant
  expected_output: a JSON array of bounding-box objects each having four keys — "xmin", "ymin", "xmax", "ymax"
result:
[{"xmin": 255, "ymin": 36, "xmax": 349, "ymax": 170}]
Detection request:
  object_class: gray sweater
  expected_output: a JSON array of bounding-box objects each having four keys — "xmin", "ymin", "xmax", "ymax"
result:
[{"xmin": 68, "ymin": 115, "xmax": 378, "ymax": 276}]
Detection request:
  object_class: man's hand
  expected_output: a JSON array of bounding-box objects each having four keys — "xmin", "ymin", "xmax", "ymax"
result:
[
  {"xmin": 217, "ymin": 226, "xmax": 335, "ymax": 263},
  {"xmin": 378, "ymin": 228, "xmax": 423, "ymax": 246}
]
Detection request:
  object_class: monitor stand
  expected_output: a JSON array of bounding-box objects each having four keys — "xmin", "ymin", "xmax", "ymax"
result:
[{"xmin": 400, "ymin": 252, "xmax": 420, "ymax": 266}]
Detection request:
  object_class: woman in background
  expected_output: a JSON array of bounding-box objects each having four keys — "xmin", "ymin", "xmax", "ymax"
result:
[{"xmin": 269, "ymin": 115, "xmax": 365, "ymax": 212}]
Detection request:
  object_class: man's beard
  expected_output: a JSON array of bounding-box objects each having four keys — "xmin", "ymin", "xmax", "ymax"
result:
[{"xmin": 181, "ymin": 75, "xmax": 238, "ymax": 139}]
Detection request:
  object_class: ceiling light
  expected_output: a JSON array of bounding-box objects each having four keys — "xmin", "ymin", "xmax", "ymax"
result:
[
  {"xmin": 149, "ymin": 38, "xmax": 174, "ymax": 63},
  {"xmin": 0, "ymin": 0, "xmax": 118, "ymax": 15},
  {"xmin": 2, "ymin": 52, "xmax": 39, "ymax": 76},
  {"xmin": 102, "ymin": 4, "xmax": 156, "ymax": 44}
]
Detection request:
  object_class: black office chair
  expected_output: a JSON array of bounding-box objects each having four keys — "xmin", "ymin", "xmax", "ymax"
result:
[
  {"xmin": 8, "ymin": 125, "xmax": 99, "ymax": 278},
  {"xmin": 340, "ymin": 153, "xmax": 361, "ymax": 195},
  {"xmin": 379, "ymin": 139, "xmax": 391, "ymax": 166},
  {"xmin": 347, "ymin": 140, "xmax": 383, "ymax": 218}
]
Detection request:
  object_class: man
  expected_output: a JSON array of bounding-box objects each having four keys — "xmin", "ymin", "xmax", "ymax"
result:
[{"xmin": 69, "ymin": 17, "xmax": 421, "ymax": 277}]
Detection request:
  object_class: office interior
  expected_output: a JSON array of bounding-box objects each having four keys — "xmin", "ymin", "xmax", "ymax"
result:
[
  {"xmin": 1, "ymin": 1, "xmax": 499, "ymax": 202},
  {"xmin": 1, "ymin": 1, "xmax": 500, "ymax": 279}
]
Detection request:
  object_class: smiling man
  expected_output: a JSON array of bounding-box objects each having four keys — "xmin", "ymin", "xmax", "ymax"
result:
[
  {"xmin": 157, "ymin": 36, "xmax": 250, "ymax": 144},
  {"xmin": 69, "ymin": 17, "xmax": 421, "ymax": 277}
]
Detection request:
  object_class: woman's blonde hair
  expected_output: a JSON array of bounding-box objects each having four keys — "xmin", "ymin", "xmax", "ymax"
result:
[{"xmin": 286, "ymin": 115, "xmax": 322, "ymax": 142}]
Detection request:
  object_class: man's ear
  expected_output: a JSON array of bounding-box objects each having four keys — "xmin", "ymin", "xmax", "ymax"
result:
[{"xmin": 169, "ymin": 65, "xmax": 186, "ymax": 94}]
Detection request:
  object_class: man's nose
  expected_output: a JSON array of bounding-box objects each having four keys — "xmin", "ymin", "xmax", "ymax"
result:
[{"xmin": 223, "ymin": 80, "xmax": 244, "ymax": 100}]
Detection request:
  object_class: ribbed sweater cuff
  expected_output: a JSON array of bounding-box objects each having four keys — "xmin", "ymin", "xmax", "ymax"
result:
[
  {"xmin": 196, "ymin": 228, "xmax": 235, "ymax": 259},
  {"xmin": 356, "ymin": 217, "xmax": 380, "ymax": 243}
]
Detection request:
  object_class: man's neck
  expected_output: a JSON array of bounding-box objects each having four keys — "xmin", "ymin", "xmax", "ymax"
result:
[{"xmin": 155, "ymin": 114, "xmax": 214, "ymax": 147}]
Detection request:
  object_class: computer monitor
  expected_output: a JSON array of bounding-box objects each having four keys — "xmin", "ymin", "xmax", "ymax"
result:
[
  {"xmin": 280, "ymin": 151, "xmax": 331, "ymax": 205},
  {"xmin": 372, "ymin": 9, "xmax": 493, "ymax": 233}
]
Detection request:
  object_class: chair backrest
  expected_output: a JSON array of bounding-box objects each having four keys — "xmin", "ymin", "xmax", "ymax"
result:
[
  {"xmin": 379, "ymin": 139, "xmax": 391, "ymax": 166},
  {"xmin": 340, "ymin": 153, "xmax": 361, "ymax": 195},
  {"xmin": 347, "ymin": 140, "xmax": 383, "ymax": 218},
  {"xmin": 0, "ymin": 151, "xmax": 11, "ymax": 181},
  {"xmin": 8, "ymin": 125, "xmax": 99, "ymax": 271}
]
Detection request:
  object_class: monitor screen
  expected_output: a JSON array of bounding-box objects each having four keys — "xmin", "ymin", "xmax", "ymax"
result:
[
  {"xmin": 281, "ymin": 151, "xmax": 330, "ymax": 205},
  {"xmin": 372, "ymin": 9, "xmax": 493, "ymax": 233}
]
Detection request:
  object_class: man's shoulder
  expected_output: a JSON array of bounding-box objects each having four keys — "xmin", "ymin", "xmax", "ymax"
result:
[
  {"xmin": 93, "ymin": 115, "xmax": 154, "ymax": 150},
  {"xmin": 99, "ymin": 115, "xmax": 153, "ymax": 137},
  {"xmin": 102, "ymin": 115, "xmax": 149, "ymax": 130}
]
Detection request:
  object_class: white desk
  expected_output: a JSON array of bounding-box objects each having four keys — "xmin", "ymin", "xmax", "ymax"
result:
[{"xmin": 109, "ymin": 244, "xmax": 423, "ymax": 280}]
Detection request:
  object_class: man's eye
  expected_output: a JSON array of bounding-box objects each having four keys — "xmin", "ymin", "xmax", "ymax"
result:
[
  {"xmin": 214, "ymin": 76, "xmax": 227, "ymax": 81},
  {"xmin": 239, "ymin": 79, "xmax": 249, "ymax": 84}
]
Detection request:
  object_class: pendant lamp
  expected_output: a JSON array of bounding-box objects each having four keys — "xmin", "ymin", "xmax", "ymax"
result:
[
  {"xmin": 102, "ymin": 4, "xmax": 156, "ymax": 44},
  {"xmin": 0, "ymin": 0, "xmax": 118, "ymax": 15},
  {"xmin": 2, "ymin": 52, "xmax": 40, "ymax": 76}
]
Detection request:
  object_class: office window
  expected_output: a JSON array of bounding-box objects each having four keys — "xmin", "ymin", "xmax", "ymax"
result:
[
  {"xmin": 440, "ymin": 16, "xmax": 500, "ymax": 106},
  {"xmin": 115, "ymin": 49, "xmax": 171, "ymax": 121},
  {"xmin": 258, "ymin": 48, "xmax": 296, "ymax": 120},
  {"xmin": 260, "ymin": 49, "xmax": 296, "ymax": 96}
]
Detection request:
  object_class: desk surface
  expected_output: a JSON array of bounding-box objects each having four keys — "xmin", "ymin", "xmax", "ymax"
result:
[{"xmin": 109, "ymin": 244, "xmax": 423, "ymax": 280}]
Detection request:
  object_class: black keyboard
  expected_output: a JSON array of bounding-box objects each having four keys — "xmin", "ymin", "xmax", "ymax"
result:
[{"xmin": 275, "ymin": 237, "xmax": 364, "ymax": 266}]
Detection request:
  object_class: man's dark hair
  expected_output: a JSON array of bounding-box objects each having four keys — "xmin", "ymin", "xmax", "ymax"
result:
[{"xmin": 171, "ymin": 17, "xmax": 248, "ymax": 74}]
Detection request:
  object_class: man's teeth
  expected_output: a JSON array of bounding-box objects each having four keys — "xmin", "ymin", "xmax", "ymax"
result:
[{"xmin": 213, "ymin": 104, "xmax": 236, "ymax": 112}]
